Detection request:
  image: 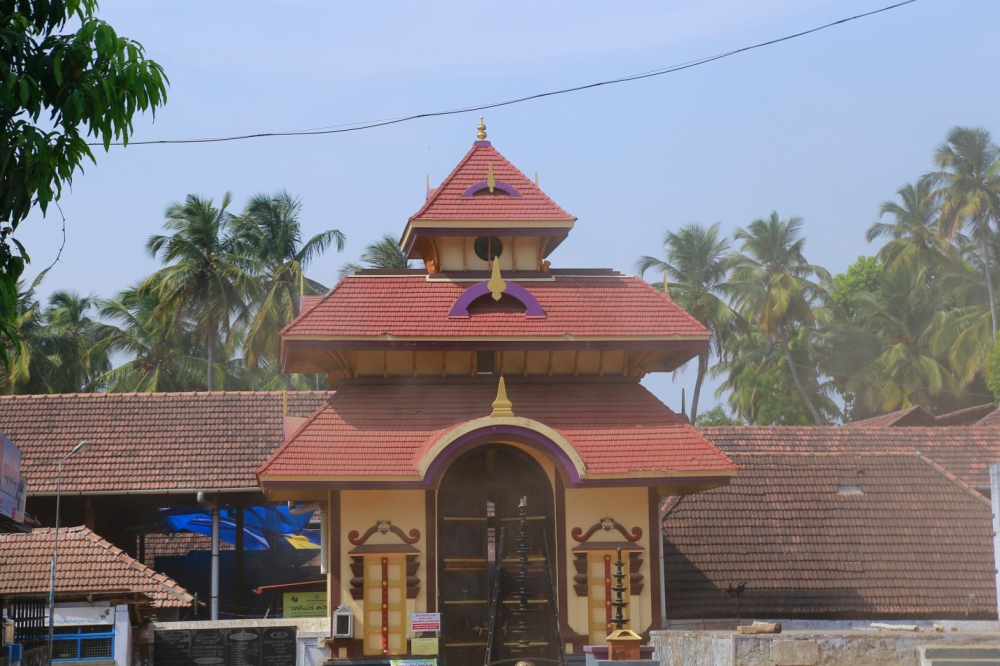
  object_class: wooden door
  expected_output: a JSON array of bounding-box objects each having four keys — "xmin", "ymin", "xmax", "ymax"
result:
[{"xmin": 437, "ymin": 446, "xmax": 556, "ymax": 666}]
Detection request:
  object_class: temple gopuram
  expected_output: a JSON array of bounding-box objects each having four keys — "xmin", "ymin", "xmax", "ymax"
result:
[{"xmin": 256, "ymin": 120, "xmax": 737, "ymax": 665}]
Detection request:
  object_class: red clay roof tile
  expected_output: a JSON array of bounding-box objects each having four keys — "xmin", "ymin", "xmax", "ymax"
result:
[
  {"xmin": 0, "ymin": 391, "xmax": 330, "ymax": 494},
  {"xmin": 662, "ymin": 452, "xmax": 997, "ymax": 620},
  {"xmin": 409, "ymin": 142, "xmax": 575, "ymax": 222},
  {"xmin": 0, "ymin": 526, "xmax": 196, "ymax": 608},
  {"xmin": 281, "ymin": 274, "xmax": 709, "ymax": 339},
  {"xmin": 257, "ymin": 380, "xmax": 735, "ymax": 479}
]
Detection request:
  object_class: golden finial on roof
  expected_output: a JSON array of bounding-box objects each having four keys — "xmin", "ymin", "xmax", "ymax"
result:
[
  {"xmin": 477, "ymin": 116, "xmax": 487, "ymax": 141},
  {"xmin": 488, "ymin": 259, "xmax": 507, "ymax": 301},
  {"xmin": 487, "ymin": 163, "xmax": 496, "ymax": 193},
  {"xmin": 490, "ymin": 376, "xmax": 515, "ymax": 418}
]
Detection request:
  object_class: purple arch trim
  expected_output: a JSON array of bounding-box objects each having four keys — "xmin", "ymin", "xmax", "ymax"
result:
[
  {"xmin": 460, "ymin": 180, "xmax": 522, "ymax": 198},
  {"xmin": 421, "ymin": 424, "xmax": 582, "ymax": 487},
  {"xmin": 448, "ymin": 280, "xmax": 546, "ymax": 318}
]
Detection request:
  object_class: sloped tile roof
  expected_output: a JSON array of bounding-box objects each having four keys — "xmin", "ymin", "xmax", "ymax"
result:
[
  {"xmin": 258, "ymin": 380, "xmax": 735, "ymax": 479},
  {"xmin": 699, "ymin": 425, "xmax": 1000, "ymax": 490},
  {"xmin": 0, "ymin": 391, "xmax": 331, "ymax": 494},
  {"xmin": 0, "ymin": 526, "xmax": 197, "ymax": 608},
  {"xmin": 662, "ymin": 453, "xmax": 996, "ymax": 620},
  {"xmin": 281, "ymin": 273, "xmax": 709, "ymax": 339},
  {"xmin": 843, "ymin": 405, "xmax": 933, "ymax": 428},
  {"xmin": 409, "ymin": 142, "xmax": 575, "ymax": 222}
]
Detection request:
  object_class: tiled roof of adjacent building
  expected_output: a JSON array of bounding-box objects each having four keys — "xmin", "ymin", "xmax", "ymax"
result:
[
  {"xmin": 409, "ymin": 141, "xmax": 575, "ymax": 222},
  {"xmin": 257, "ymin": 380, "xmax": 735, "ymax": 480},
  {"xmin": 0, "ymin": 526, "xmax": 197, "ymax": 608},
  {"xmin": 699, "ymin": 425, "xmax": 1000, "ymax": 491},
  {"xmin": 0, "ymin": 391, "xmax": 331, "ymax": 494},
  {"xmin": 844, "ymin": 403, "xmax": 997, "ymax": 428},
  {"xmin": 662, "ymin": 453, "xmax": 997, "ymax": 620},
  {"xmin": 281, "ymin": 272, "xmax": 710, "ymax": 339}
]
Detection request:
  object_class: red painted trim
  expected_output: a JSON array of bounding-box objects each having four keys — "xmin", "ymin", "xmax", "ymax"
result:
[
  {"xmin": 604, "ymin": 554, "xmax": 613, "ymax": 631},
  {"xmin": 425, "ymin": 489, "xmax": 436, "ymax": 613},
  {"xmin": 647, "ymin": 487, "xmax": 663, "ymax": 631},
  {"xmin": 381, "ymin": 557, "xmax": 389, "ymax": 654}
]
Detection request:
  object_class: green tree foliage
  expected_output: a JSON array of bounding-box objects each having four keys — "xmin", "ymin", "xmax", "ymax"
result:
[
  {"xmin": 0, "ymin": 0, "xmax": 167, "ymax": 367},
  {"xmin": 231, "ymin": 191, "xmax": 344, "ymax": 374},
  {"xmin": 693, "ymin": 405, "xmax": 740, "ymax": 426},
  {"xmin": 830, "ymin": 255, "xmax": 882, "ymax": 317},
  {"xmin": 340, "ymin": 234, "xmax": 411, "ymax": 277},
  {"xmin": 986, "ymin": 335, "xmax": 1000, "ymax": 403},
  {"xmin": 636, "ymin": 222, "xmax": 735, "ymax": 423}
]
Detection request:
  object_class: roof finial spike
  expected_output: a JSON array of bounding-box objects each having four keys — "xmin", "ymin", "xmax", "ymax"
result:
[
  {"xmin": 490, "ymin": 376, "xmax": 515, "ymax": 418},
  {"xmin": 488, "ymin": 259, "xmax": 507, "ymax": 301},
  {"xmin": 477, "ymin": 116, "xmax": 487, "ymax": 141},
  {"xmin": 487, "ymin": 163, "xmax": 496, "ymax": 193}
]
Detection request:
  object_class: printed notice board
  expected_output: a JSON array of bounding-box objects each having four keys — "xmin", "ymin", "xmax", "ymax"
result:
[
  {"xmin": 409, "ymin": 612, "xmax": 441, "ymax": 632},
  {"xmin": 153, "ymin": 626, "xmax": 296, "ymax": 666},
  {"xmin": 282, "ymin": 591, "xmax": 327, "ymax": 618}
]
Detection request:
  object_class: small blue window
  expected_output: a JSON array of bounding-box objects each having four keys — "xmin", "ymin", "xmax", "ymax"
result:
[{"xmin": 52, "ymin": 625, "xmax": 114, "ymax": 661}]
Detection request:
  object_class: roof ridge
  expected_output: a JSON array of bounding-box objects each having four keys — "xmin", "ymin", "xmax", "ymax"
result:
[
  {"xmin": 638, "ymin": 278, "xmax": 711, "ymax": 337},
  {"xmin": 256, "ymin": 393, "xmax": 337, "ymax": 477},
  {"xmin": 410, "ymin": 143, "xmax": 481, "ymax": 220},
  {"xmin": 0, "ymin": 390, "xmax": 333, "ymax": 401},
  {"xmin": 915, "ymin": 453, "xmax": 992, "ymax": 508}
]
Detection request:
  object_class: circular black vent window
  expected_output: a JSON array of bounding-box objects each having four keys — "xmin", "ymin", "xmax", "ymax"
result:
[{"xmin": 474, "ymin": 236, "xmax": 504, "ymax": 261}]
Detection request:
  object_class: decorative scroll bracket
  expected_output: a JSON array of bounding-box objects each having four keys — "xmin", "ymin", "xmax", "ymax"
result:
[
  {"xmin": 348, "ymin": 520, "xmax": 421, "ymax": 546},
  {"xmin": 571, "ymin": 517, "xmax": 642, "ymax": 543}
]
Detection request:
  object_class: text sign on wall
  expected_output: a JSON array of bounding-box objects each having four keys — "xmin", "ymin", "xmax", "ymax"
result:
[
  {"xmin": 409, "ymin": 613, "xmax": 441, "ymax": 632},
  {"xmin": 0, "ymin": 435, "xmax": 24, "ymax": 522},
  {"xmin": 153, "ymin": 626, "xmax": 297, "ymax": 666},
  {"xmin": 282, "ymin": 591, "xmax": 327, "ymax": 618}
]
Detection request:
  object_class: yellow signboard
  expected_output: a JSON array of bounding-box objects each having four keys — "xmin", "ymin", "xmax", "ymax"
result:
[
  {"xmin": 282, "ymin": 591, "xmax": 327, "ymax": 618},
  {"xmin": 409, "ymin": 638, "xmax": 439, "ymax": 656}
]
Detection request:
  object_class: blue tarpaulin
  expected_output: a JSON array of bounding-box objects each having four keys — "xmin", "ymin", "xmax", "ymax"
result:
[{"xmin": 159, "ymin": 506, "xmax": 320, "ymax": 550}]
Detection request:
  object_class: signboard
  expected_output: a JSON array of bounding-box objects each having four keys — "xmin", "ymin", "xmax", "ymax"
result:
[
  {"xmin": 409, "ymin": 613, "xmax": 441, "ymax": 632},
  {"xmin": 0, "ymin": 435, "xmax": 23, "ymax": 522},
  {"xmin": 282, "ymin": 591, "xmax": 327, "ymax": 618},
  {"xmin": 52, "ymin": 606, "xmax": 114, "ymax": 626},
  {"xmin": 1, "ymin": 435, "xmax": 20, "ymax": 497},
  {"xmin": 409, "ymin": 638, "xmax": 439, "ymax": 655},
  {"xmin": 153, "ymin": 627, "xmax": 296, "ymax": 666},
  {"xmin": 390, "ymin": 660, "xmax": 436, "ymax": 666}
]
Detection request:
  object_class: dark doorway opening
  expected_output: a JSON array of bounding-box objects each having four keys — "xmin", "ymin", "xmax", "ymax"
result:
[{"xmin": 437, "ymin": 445, "xmax": 558, "ymax": 666}]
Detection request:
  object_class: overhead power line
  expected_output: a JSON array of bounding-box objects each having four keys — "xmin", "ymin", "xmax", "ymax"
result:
[{"xmin": 92, "ymin": 0, "xmax": 917, "ymax": 147}]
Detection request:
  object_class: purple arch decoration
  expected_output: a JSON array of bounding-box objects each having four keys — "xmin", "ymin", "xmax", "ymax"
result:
[
  {"xmin": 448, "ymin": 280, "xmax": 546, "ymax": 318},
  {"xmin": 422, "ymin": 424, "xmax": 582, "ymax": 487},
  {"xmin": 461, "ymin": 180, "xmax": 522, "ymax": 198}
]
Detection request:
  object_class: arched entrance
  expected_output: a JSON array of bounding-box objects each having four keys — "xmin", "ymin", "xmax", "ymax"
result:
[{"xmin": 437, "ymin": 445, "xmax": 558, "ymax": 666}]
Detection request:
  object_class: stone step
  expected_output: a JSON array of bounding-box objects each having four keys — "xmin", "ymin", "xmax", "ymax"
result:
[
  {"xmin": 924, "ymin": 646, "xmax": 1000, "ymax": 659},
  {"xmin": 926, "ymin": 660, "xmax": 1000, "ymax": 666}
]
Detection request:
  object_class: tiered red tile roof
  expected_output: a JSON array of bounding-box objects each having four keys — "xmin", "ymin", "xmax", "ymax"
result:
[
  {"xmin": 700, "ymin": 425, "xmax": 1000, "ymax": 491},
  {"xmin": 281, "ymin": 271, "xmax": 709, "ymax": 339},
  {"xmin": 844, "ymin": 403, "xmax": 998, "ymax": 428},
  {"xmin": 0, "ymin": 526, "xmax": 197, "ymax": 608},
  {"xmin": 257, "ymin": 380, "xmax": 735, "ymax": 480},
  {"xmin": 0, "ymin": 391, "xmax": 330, "ymax": 494},
  {"xmin": 409, "ymin": 141, "xmax": 575, "ymax": 223},
  {"xmin": 662, "ymin": 453, "xmax": 996, "ymax": 620}
]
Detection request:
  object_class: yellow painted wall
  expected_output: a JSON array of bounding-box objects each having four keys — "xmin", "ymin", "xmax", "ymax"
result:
[
  {"xmin": 563, "ymin": 487, "xmax": 652, "ymax": 637},
  {"xmin": 436, "ymin": 236, "xmax": 541, "ymax": 272},
  {"xmin": 339, "ymin": 490, "xmax": 427, "ymax": 640}
]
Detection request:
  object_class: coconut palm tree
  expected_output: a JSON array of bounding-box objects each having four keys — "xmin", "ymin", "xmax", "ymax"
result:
[
  {"xmin": 723, "ymin": 212, "xmax": 831, "ymax": 424},
  {"xmin": 97, "ymin": 282, "xmax": 205, "ymax": 392},
  {"xmin": 867, "ymin": 179, "xmax": 944, "ymax": 274},
  {"xmin": 38, "ymin": 290, "xmax": 113, "ymax": 392},
  {"xmin": 145, "ymin": 193, "xmax": 254, "ymax": 390},
  {"xmin": 0, "ymin": 274, "xmax": 48, "ymax": 394},
  {"xmin": 932, "ymin": 126, "xmax": 1000, "ymax": 338},
  {"xmin": 636, "ymin": 222, "xmax": 735, "ymax": 422},
  {"xmin": 339, "ymin": 234, "xmax": 411, "ymax": 278},
  {"xmin": 230, "ymin": 191, "xmax": 345, "ymax": 377},
  {"xmin": 845, "ymin": 266, "xmax": 957, "ymax": 413}
]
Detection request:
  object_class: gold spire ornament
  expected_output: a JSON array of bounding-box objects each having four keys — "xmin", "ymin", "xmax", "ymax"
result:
[
  {"xmin": 487, "ymin": 259, "xmax": 507, "ymax": 301},
  {"xmin": 490, "ymin": 376, "xmax": 515, "ymax": 418},
  {"xmin": 487, "ymin": 163, "xmax": 496, "ymax": 193},
  {"xmin": 477, "ymin": 116, "xmax": 487, "ymax": 141}
]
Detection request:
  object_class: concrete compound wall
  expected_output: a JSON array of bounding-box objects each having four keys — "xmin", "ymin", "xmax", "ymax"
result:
[{"xmin": 652, "ymin": 629, "xmax": 1000, "ymax": 666}]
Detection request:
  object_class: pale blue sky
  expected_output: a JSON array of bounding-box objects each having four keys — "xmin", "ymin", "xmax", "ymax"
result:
[{"xmin": 17, "ymin": 0, "xmax": 1000, "ymax": 412}]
